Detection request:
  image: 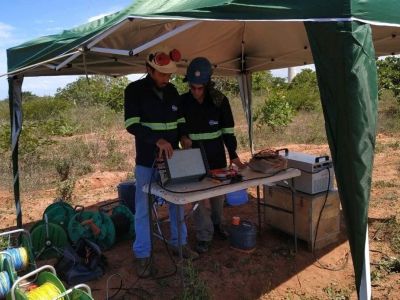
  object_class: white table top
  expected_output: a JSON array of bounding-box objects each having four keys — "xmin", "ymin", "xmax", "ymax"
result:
[{"xmin": 143, "ymin": 168, "xmax": 301, "ymax": 205}]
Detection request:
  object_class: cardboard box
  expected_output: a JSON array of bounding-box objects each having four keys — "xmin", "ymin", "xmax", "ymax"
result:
[{"xmin": 263, "ymin": 185, "xmax": 341, "ymax": 251}]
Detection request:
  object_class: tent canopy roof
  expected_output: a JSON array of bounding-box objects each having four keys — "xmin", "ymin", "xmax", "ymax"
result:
[{"xmin": 6, "ymin": 0, "xmax": 400, "ymax": 77}]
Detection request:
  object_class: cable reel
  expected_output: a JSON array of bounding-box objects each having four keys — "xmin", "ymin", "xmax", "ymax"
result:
[
  {"xmin": 68, "ymin": 209, "xmax": 115, "ymax": 250},
  {"xmin": 99, "ymin": 201, "xmax": 135, "ymax": 242},
  {"xmin": 8, "ymin": 265, "xmax": 66, "ymax": 300},
  {"xmin": 42, "ymin": 201, "xmax": 76, "ymax": 232},
  {"xmin": 0, "ymin": 253, "xmax": 17, "ymax": 298},
  {"xmin": 30, "ymin": 215, "xmax": 69, "ymax": 260},
  {"xmin": 0, "ymin": 229, "xmax": 36, "ymax": 275}
]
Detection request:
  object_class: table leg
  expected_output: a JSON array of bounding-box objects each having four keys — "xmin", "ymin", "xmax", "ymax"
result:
[
  {"xmin": 257, "ymin": 185, "xmax": 261, "ymax": 234},
  {"xmin": 148, "ymin": 194, "xmax": 154, "ymax": 254},
  {"xmin": 290, "ymin": 178, "xmax": 297, "ymax": 253},
  {"xmin": 176, "ymin": 205, "xmax": 184, "ymax": 287}
]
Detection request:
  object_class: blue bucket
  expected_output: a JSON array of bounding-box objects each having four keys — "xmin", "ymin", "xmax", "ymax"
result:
[{"xmin": 226, "ymin": 189, "xmax": 248, "ymax": 206}]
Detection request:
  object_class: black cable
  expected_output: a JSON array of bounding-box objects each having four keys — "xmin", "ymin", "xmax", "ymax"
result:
[
  {"xmin": 310, "ymin": 166, "xmax": 349, "ymax": 271},
  {"xmin": 147, "ymin": 158, "xmax": 178, "ymax": 280}
]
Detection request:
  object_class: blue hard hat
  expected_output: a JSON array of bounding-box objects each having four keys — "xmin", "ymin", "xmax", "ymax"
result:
[{"xmin": 186, "ymin": 57, "xmax": 212, "ymax": 84}]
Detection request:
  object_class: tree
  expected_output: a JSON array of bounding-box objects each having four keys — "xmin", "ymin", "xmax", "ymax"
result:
[
  {"xmin": 377, "ymin": 56, "xmax": 400, "ymax": 102},
  {"xmin": 286, "ymin": 69, "xmax": 321, "ymax": 111},
  {"xmin": 55, "ymin": 75, "xmax": 129, "ymax": 111}
]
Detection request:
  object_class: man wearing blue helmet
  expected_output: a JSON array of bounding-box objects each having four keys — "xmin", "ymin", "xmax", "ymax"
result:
[{"xmin": 180, "ymin": 57, "xmax": 246, "ymax": 253}]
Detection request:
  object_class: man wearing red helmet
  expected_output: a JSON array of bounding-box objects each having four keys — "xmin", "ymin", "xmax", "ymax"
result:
[
  {"xmin": 124, "ymin": 46, "xmax": 198, "ymax": 278},
  {"xmin": 180, "ymin": 57, "xmax": 246, "ymax": 254}
]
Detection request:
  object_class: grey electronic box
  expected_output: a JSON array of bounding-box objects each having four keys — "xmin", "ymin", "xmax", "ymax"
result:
[
  {"xmin": 158, "ymin": 148, "xmax": 208, "ymax": 186},
  {"xmin": 277, "ymin": 149, "xmax": 334, "ymax": 194}
]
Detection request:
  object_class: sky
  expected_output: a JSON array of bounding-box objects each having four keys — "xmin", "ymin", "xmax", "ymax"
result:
[{"xmin": 0, "ymin": 0, "xmax": 299, "ymax": 100}]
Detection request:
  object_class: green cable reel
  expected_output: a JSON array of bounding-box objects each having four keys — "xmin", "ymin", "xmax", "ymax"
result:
[
  {"xmin": 7, "ymin": 266, "xmax": 67, "ymax": 300},
  {"xmin": 43, "ymin": 201, "xmax": 75, "ymax": 231},
  {"xmin": 111, "ymin": 205, "xmax": 135, "ymax": 241},
  {"xmin": 68, "ymin": 210, "xmax": 115, "ymax": 250},
  {"xmin": 30, "ymin": 220, "xmax": 69, "ymax": 260}
]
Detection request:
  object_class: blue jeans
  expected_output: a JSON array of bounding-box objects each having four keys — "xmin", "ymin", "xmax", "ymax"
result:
[{"xmin": 133, "ymin": 165, "xmax": 188, "ymax": 258}]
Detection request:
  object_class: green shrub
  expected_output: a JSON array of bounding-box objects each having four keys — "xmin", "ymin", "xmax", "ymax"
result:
[
  {"xmin": 287, "ymin": 69, "xmax": 321, "ymax": 111},
  {"xmin": 55, "ymin": 75, "xmax": 128, "ymax": 112},
  {"xmin": 255, "ymin": 91, "xmax": 294, "ymax": 131},
  {"xmin": 0, "ymin": 124, "xmax": 10, "ymax": 152},
  {"xmin": 23, "ymin": 97, "xmax": 72, "ymax": 121},
  {"xmin": 377, "ymin": 56, "xmax": 400, "ymax": 102}
]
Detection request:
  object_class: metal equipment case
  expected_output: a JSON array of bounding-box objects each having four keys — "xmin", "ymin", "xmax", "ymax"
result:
[{"xmin": 278, "ymin": 150, "xmax": 334, "ymax": 194}]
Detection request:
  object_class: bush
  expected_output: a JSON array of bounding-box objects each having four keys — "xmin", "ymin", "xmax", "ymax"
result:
[
  {"xmin": 377, "ymin": 56, "xmax": 400, "ymax": 102},
  {"xmin": 287, "ymin": 69, "xmax": 321, "ymax": 111},
  {"xmin": 255, "ymin": 91, "xmax": 294, "ymax": 131},
  {"xmin": 55, "ymin": 75, "xmax": 129, "ymax": 112},
  {"xmin": 23, "ymin": 97, "xmax": 72, "ymax": 121}
]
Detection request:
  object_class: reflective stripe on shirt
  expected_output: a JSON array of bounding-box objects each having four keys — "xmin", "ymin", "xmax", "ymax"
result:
[
  {"xmin": 141, "ymin": 122, "xmax": 178, "ymax": 130},
  {"xmin": 189, "ymin": 130, "xmax": 222, "ymax": 141}
]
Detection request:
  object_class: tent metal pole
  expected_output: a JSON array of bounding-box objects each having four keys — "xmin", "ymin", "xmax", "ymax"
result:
[
  {"xmin": 86, "ymin": 19, "xmax": 131, "ymax": 49},
  {"xmin": 56, "ymin": 52, "xmax": 82, "ymax": 70},
  {"xmin": 8, "ymin": 76, "xmax": 23, "ymax": 228},
  {"xmin": 90, "ymin": 20, "xmax": 201, "ymax": 57}
]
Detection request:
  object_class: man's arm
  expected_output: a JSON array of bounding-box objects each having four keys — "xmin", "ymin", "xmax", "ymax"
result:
[{"xmin": 124, "ymin": 82, "xmax": 159, "ymax": 145}]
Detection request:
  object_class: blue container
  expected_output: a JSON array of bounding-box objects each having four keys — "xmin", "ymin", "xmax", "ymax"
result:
[
  {"xmin": 229, "ymin": 220, "xmax": 257, "ymax": 250},
  {"xmin": 226, "ymin": 189, "xmax": 248, "ymax": 206},
  {"xmin": 117, "ymin": 180, "xmax": 136, "ymax": 214}
]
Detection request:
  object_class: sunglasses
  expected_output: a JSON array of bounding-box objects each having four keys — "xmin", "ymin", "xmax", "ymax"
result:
[{"xmin": 149, "ymin": 49, "xmax": 181, "ymax": 66}]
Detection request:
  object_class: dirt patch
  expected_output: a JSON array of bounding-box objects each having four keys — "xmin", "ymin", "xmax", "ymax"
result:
[{"xmin": 0, "ymin": 137, "xmax": 399, "ymax": 299}]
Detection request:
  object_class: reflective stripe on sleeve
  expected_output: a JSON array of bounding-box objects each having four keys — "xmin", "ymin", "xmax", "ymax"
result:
[
  {"xmin": 221, "ymin": 127, "xmax": 234, "ymax": 134},
  {"xmin": 125, "ymin": 117, "xmax": 140, "ymax": 128}
]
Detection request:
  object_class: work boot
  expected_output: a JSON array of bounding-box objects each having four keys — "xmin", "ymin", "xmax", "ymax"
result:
[
  {"xmin": 214, "ymin": 224, "xmax": 229, "ymax": 240},
  {"xmin": 170, "ymin": 244, "xmax": 199, "ymax": 260},
  {"xmin": 136, "ymin": 257, "xmax": 157, "ymax": 278},
  {"xmin": 195, "ymin": 240, "xmax": 211, "ymax": 254}
]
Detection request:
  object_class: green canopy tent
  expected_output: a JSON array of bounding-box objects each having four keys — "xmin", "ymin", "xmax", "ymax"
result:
[{"xmin": 5, "ymin": 1, "xmax": 400, "ymax": 298}]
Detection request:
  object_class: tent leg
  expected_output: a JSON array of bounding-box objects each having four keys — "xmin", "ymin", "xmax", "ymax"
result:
[
  {"xmin": 8, "ymin": 76, "xmax": 24, "ymax": 228},
  {"xmin": 305, "ymin": 21, "xmax": 377, "ymax": 299},
  {"xmin": 237, "ymin": 72, "xmax": 254, "ymax": 154}
]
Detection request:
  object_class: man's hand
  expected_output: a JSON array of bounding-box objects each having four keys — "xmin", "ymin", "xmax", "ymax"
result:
[
  {"xmin": 156, "ymin": 139, "xmax": 173, "ymax": 159},
  {"xmin": 230, "ymin": 157, "xmax": 247, "ymax": 169},
  {"xmin": 180, "ymin": 135, "xmax": 192, "ymax": 149}
]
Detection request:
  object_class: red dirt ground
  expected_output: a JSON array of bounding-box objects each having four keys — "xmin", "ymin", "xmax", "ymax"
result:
[{"xmin": 1, "ymin": 136, "xmax": 399, "ymax": 299}]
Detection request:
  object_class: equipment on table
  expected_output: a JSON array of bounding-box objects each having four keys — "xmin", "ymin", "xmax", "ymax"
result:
[
  {"xmin": 228, "ymin": 220, "xmax": 257, "ymax": 252},
  {"xmin": 277, "ymin": 149, "xmax": 334, "ymax": 194},
  {"xmin": 68, "ymin": 210, "xmax": 115, "ymax": 250},
  {"xmin": 117, "ymin": 180, "xmax": 136, "ymax": 214},
  {"xmin": 99, "ymin": 201, "xmax": 135, "ymax": 242},
  {"xmin": 8, "ymin": 265, "xmax": 94, "ymax": 300},
  {"xmin": 0, "ymin": 229, "xmax": 36, "ymax": 275},
  {"xmin": 248, "ymin": 148, "xmax": 288, "ymax": 175},
  {"xmin": 158, "ymin": 148, "xmax": 208, "ymax": 186},
  {"xmin": 30, "ymin": 214, "xmax": 68, "ymax": 260}
]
